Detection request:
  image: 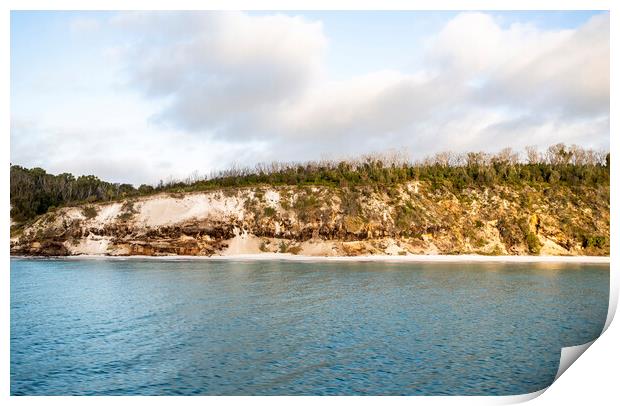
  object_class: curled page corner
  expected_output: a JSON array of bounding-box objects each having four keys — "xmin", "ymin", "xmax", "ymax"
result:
[
  {"xmin": 554, "ymin": 340, "xmax": 596, "ymax": 382},
  {"xmin": 554, "ymin": 277, "xmax": 615, "ymax": 383},
  {"xmin": 495, "ymin": 387, "xmax": 547, "ymax": 405},
  {"xmin": 499, "ymin": 340, "xmax": 598, "ymax": 405},
  {"xmin": 603, "ymin": 287, "xmax": 618, "ymax": 334}
]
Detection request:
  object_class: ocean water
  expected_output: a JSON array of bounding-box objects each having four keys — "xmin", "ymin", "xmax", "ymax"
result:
[{"xmin": 10, "ymin": 258, "xmax": 608, "ymax": 396}]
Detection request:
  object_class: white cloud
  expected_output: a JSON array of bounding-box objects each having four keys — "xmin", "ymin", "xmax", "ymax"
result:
[
  {"xmin": 10, "ymin": 119, "xmax": 273, "ymax": 185},
  {"xmin": 266, "ymin": 13, "xmax": 608, "ymax": 155},
  {"xmin": 116, "ymin": 11, "xmax": 608, "ymax": 145},
  {"xmin": 442, "ymin": 13, "xmax": 611, "ymax": 117},
  {"xmin": 11, "ymin": 11, "xmax": 610, "ymax": 184},
  {"xmin": 115, "ymin": 11, "xmax": 327, "ymax": 136}
]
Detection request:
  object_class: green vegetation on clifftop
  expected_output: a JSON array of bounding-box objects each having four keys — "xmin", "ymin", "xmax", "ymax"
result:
[{"xmin": 11, "ymin": 144, "xmax": 609, "ymax": 226}]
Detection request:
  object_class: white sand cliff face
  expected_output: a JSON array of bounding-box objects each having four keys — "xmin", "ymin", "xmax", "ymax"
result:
[
  {"xmin": 68, "ymin": 235, "xmax": 111, "ymax": 255},
  {"xmin": 135, "ymin": 194, "xmax": 245, "ymax": 227},
  {"xmin": 10, "ymin": 182, "xmax": 610, "ymax": 257},
  {"xmin": 94, "ymin": 203, "xmax": 123, "ymax": 224}
]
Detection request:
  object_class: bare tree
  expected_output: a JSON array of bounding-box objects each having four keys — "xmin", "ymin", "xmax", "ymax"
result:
[
  {"xmin": 466, "ymin": 152, "xmax": 489, "ymax": 167},
  {"xmin": 495, "ymin": 147, "xmax": 520, "ymax": 165},
  {"xmin": 525, "ymin": 145, "xmax": 541, "ymax": 164},
  {"xmin": 546, "ymin": 143, "xmax": 571, "ymax": 165},
  {"xmin": 433, "ymin": 151, "xmax": 454, "ymax": 167}
]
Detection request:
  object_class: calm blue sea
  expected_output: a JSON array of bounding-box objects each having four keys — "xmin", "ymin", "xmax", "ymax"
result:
[{"xmin": 10, "ymin": 258, "xmax": 609, "ymax": 395}]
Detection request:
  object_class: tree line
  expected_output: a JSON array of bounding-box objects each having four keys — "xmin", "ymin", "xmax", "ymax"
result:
[{"xmin": 10, "ymin": 143, "xmax": 610, "ymax": 223}]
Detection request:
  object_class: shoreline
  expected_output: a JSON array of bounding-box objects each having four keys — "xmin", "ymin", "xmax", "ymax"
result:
[{"xmin": 10, "ymin": 253, "xmax": 611, "ymax": 264}]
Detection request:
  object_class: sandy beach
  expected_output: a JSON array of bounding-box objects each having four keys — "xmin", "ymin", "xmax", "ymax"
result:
[{"xmin": 12, "ymin": 253, "xmax": 610, "ymax": 264}]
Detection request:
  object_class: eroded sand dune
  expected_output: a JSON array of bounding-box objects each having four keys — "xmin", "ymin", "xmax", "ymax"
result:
[{"xmin": 10, "ymin": 182, "xmax": 610, "ymax": 257}]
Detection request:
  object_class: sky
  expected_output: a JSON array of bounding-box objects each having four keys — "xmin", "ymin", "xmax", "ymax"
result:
[{"xmin": 10, "ymin": 10, "xmax": 610, "ymax": 185}]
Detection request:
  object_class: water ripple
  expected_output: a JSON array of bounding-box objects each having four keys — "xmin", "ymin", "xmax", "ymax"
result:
[{"xmin": 10, "ymin": 258, "xmax": 608, "ymax": 395}]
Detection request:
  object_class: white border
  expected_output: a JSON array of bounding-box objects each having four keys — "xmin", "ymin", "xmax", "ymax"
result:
[
  {"xmin": 2, "ymin": 1, "xmax": 616, "ymax": 404},
  {"xmin": 0, "ymin": 0, "xmax": 615, "ymax": 11}
]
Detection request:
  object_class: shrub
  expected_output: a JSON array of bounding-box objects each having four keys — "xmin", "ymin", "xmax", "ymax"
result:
[
  {"xmin": 582, "ymin": 236, "xmax": 607, "ymax": 249},
  {"xmin": 294, "ymin": 194, "xmax": 320, "ymax": 221},
  {"xmin": 525, "ymin": 232, "xmax": 541, "ymax": 254},
  {"xmin": 490, "ymin": 245, "xmax": 503, "ymax": 255},
  {"xmin": 82, "ymin": 206, "xmax": 98, "ymax": 219},
  {"xmin": 287, "ymin": 245, "xmax": 302, "ymax": 255},
  {"xmin": 341, "ymin": 190, "xmax": 362, "ymax": 216},
  {"xmin": 498, "ymin": 217, "xmax": 526, "ymax": 247},
  {"xmin": 278, "ymin": 241, "xmax": 289, "ymax": 253},
  {"xmin": 394, "ymin": 202, "xmax": 420, "ymax": 231},
  {"xmin": 117, "ymin": 200, "xmax": 138, "ymax": 221},
  {"xmin": 254, "ymin": 189, "xmax": 265, "ymax": 200}
]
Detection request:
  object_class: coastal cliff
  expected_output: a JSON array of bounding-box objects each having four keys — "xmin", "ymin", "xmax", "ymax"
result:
[{"xmin": 10, "ymin": 181, "xmax": 609, "ymax": 257}]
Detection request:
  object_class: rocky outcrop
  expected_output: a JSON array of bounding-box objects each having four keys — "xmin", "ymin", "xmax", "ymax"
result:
[{"xmin": 10, "ymin": 182, "xmax": 610, "ymax": 257}]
